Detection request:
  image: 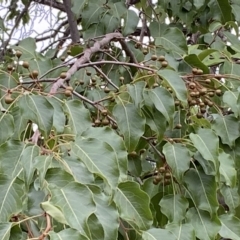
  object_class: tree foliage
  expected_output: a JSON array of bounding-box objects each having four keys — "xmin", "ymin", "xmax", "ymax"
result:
[{"xmin": 1, "ymin": 0, "xmax": 240, "ymax": 239}]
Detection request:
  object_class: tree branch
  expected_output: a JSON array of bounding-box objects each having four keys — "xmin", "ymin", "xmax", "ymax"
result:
[
  {"xmin": 49, "ymin": 32, "xmax": 124, "ymax": 94},
  {"xmin": 33, "ymin": 0, "xmax": 65, "ymax": 11},
  {"xmin": 63, "ymin": 0, "xmax": 80, "ymax": 43}
]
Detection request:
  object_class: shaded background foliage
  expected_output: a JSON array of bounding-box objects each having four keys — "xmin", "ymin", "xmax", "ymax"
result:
[{"xmin": 1, "ymin": 0, "xmax": 240, "ymax": 239}]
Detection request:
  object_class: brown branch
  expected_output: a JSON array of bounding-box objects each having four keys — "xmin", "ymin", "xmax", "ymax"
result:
[
  {"xmin": 33, "ymin": 0, "xmax": 65, "ymax": 11},
  {"xmin": 63, "ymin": 0, "xmax": 80, "ymax": 43},
  {"xmin": 119, "ymin": 39, "xmax": 138, "ymax": 64},
  {"xmin": 93, "ymin": 65, "xmax": 119, "ymax": 90},
  {"xmin": 0, "ymin": 1, "xmax": 31, "ymax": 62},
  {"xmin": 39, "ymin": 213, "xmax": 51, "ymax": 240},
  {"xmin": 49, "ymin": 32, "xmax": 124, "ymax": 94},
  {"xmin": 36, "ymin": 19, "xmax": 69, "ymax": 42}
]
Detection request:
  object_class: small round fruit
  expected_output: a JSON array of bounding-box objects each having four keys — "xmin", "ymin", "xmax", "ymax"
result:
[
  {"xmin": 102, "ymin": 117, "xmax": 109, "ymax": 126},
  {"xmin": 79, "ymin": 80, "xmax": 84, "ymax": 85},
  {"xmin": 205, "ymin": 79, "xmax": 211, "ymax": 84},
  {"xmin": 175, "ymin": 123, "xmax": 182, "ymax": 129},
  {"xmin": 15, "ymin": 50, "xmax": 22, "ymax": 58},
  {"xmin": 151, "ymin": 55, "xmax": 158, "ymax": 61},
  {"xmin": 5, "ymin": 95, "xmax": 14, "ymax": 104},
  {"xmin": 31, "ymin": 70, "xmax": 39, "ymax": 78},
  {"xmin": 112, "ymin": 124, "xmax": 118, "ymax": 129},
  {"xmin": 195, "ymin": 91, "xmax": 200, "ymax": 97},
  {"xmin": 161, "ymin": 61, "xmax": 168, "ymax": 67},
  {"xmin": 190, "ymin": 91, "xmax": 196, "ymax": 97},
  {"xmin": 215, "ymin": 89, "xmax": 222, "ymax": 96},
  {"xmin": 128, "ymin": 151, "xmax": 138, "ymax": 158},
  {"xmin": 153, "ymin": 178, "xmax": 159, "ymax": 185},
  {"xmin": 189, "ymin": 82, "xmax": 196, "ymax": 89},
  {"xmin": 66, "ymin": 86, "xmax": 73, "ymax": 92},
  {"xmin": 165, "ymin": 172, "xmax": 171, "ymax": 179},
  {"xmin": 64, "ymin": 89, "xmax": 72, "ymax": 97},
  {"xmin": 207, "ymin": 101, "xmax": 214, "ymax": 107},
  {"xmin": 196, "ymin": 69, "xmax": 203, "ymax": 75},
  {"xmin": 158, "ymin": 55, "xmax": 165, "ymax": 62},
  {"xmin": 101, "ymin": 109, "xmax": 108, "ymax": 116},
  {"xmin": 91, "ymin": 77, "xmax": 96, "ymax": 83},
  {"xmin": 153, "ymin": 83, "xmax": 159, "ymax": 88},
  {"xmin": 60, "ymin": 72, "xmax": 67, "ymax": 79},
  {"xmin": 196, "ymin": 112, "xmax": 203, "ymax": 118},
  {"xmin": 94, "ymin": 119, "xmax": 101, "ymax": 126},
  {"xmin": 159, "ymin": 167, "xmax": 165, "ymax": 173},
  {"xmin": 189, "ymin": 99, "xmax": 197, "ymax": 106},
  {"xmin": 119, "ymin": 76, "xmax": 124, "ymax": 82},
  {"xmin": 86, "ymin": 71, "xmax": 91, "ymax": 76},
  {"xmin": 199, "ymin": 88, "xmax": 207, "ymax": 95},
  {"xmin": 7, "ymin": 64, "xmax": 13, "ymax": 71},
  {"xmin": 208, "ymin": 92, "xmax": 215, "ymax": 97},
  {"xmin": 192, "ymin": 68, "xmax": 198, "ymax": 74},
  {"xmin": 142, "ymin": 49, "xmax": 148, "ymax": 55},
  {"xmin": 200, "ymin": 108, "xmax": 206, "ymax": 113},
  {"xmin": 61, "ymin": 56, "xmax": 66, "ymax": 61},
  {"xmin": 22, "ymin": 61, "xmax": 29, "ymax": 68},
  {"xmin": 104, "ymin": 87, "xmax": 110, "ymax": 93},
  {"xmin": 175, "ymin": 100, "xmax": 180, "ymax": 106},
  {"xmin": 155, "ymin": 175, "xmax": 162, "ymax": 182},
  {"xmin": 199, "ymin": 102, "xmax": 205, "ymax": 107}
]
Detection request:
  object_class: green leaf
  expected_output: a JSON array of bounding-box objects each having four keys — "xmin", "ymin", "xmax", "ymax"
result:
[
  {"xmin": 147, "ymin": 87, "xmax": 175, "ymax": 127},
  {"xmin": 208, "ymin": 0, "xmax": 232, "ymax": 23},
  {"xmin": 71, "ymin": 0, "xmax": 88, "ymax": 18},
  {"xmin": 0, "ymin": 175, "xmax": 25, "ymax": 222},
  {"xmin": 113, "ymin": 103, "xmax": 146, "ymax": 152},
  {"xmin": 34, "ymin": 155, "xmax": 53, "ymax": 187},
  {"xmin": 142, "ymin": 107, "xmax": 167, "ymax": 142},
  {"xmin": 45, "ymin": 168, "xmax": 75, "ymax": 188},
  {"xmin": 155, "ymin": 28, "xmax": 188, "ymax": 55},
  {"xmin": 159, "ymin": 194, "xmax": 189, "ymax": 223},
  {"xmin": 219, "ymin": 214, "xmax": 240, "ymax": 240},
  {"xmin": 81, "ymin": 127, "xmax": 128, "ymax": 182},
  {"xmin": 64, "ymin": 100, "xmax": 92, "ymax": 136},
  {"xmin": 81, "ymin": 1, "xmax": 105, "ymax": 29},
  {"xmin": 158, "ymin": 69, "xmax": 188, "ymax": 103},
  {"xmin": 184, "ymin": 54, "xmax": 209, "ymax": 73},
  {"xmin": 71, "ymin": 137, "xmax": 121, "ymax": 187},
  {"xmin": 212, "ymin": 115, "xmax": 239, "ymax": 147},
  {"xmin": 219, "ymin": 150, "xmax": 237, "ymax": 187},
  {"xmin": 166, "ymin": 223, "xmax": 195, "ymax": 240},
  {"xmin": 20, "ymin": 145, "xmax": 40, "ymax": 186},
  {"xmin": 13, "ymin": 37, "xmax": 36, "ymax": 60},
  {"xmin": 41, "ymin": 201, "xmax": 68, "ymax": 225},
  {"xmin": 49, "ymin": 228, "xmax": 89, "ymax": 240},
  {"xmin": 17, "ymin": 95, "xmax": 54, "ymax": 138},
  {"xmin": 184, "ymin": 169, "xmax": 219, "ymax": 216},
  {"xmin": 141, "ymin": 228, "xmax": 176, "ymax": 240},
  {"xmin": 189, "ymin": 128, "xmax": 219, "ymax": 170},
  {"xmin": 122, "ymin": 10, "xmax": 139, "ymax": 36},
  {"xmin": 186, "ymin": 208, "xmax": 221, "ymax": 240},
  {"xmin": 0, "ymin": 140, "xmax": 24, "ymax": 178},
  {"xmin": 0, "ymin": 223, "xmax": 12, "ymax": 240},
  {"xmin": 127, "ymin": 81, "xmax": 145, "ymax": 107},
  {"xmin": 92, "ymin": 191, "xmax": 119, "ymax": 240},
  {"xmin": 223, "ymin": 91, "xmax": 239, "ymax": 117},
  {"xmin": 0, "ymin": 113, "xmax": 14, "ymax": 145},
  {"xmin": 114, "ymin": 181, "xmax": 152, "ymax": 230},
  {"xmin": 48, "ymin": 182, "xmax": 95, "ymax": 234},
  {"xmin": 220, "ymin": 185, "xmax": 240, "ymax": 214},
  {"xmin": 85, "ymin": 214, "xmax": 104, "ymax": 240},
  {"xmin": 163, "ymin": 143, "xmax": 190, "ymax": 182},
  {"xmin": 47, "ymin": 98, "xmax": 66, "ymax": 134}
]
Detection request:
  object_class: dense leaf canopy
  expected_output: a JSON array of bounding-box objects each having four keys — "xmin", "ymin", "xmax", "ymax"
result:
[{"xmin": 1, "ymin": 0, "xmax": 240, "ymax": 239}]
